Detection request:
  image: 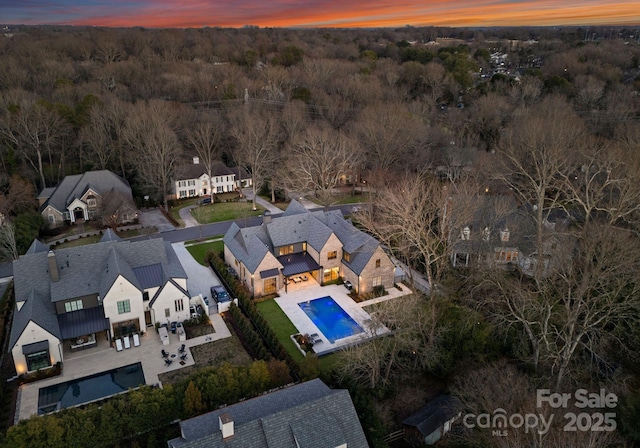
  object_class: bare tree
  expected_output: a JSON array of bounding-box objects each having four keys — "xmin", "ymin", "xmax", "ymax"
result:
[
  {"xmin": 229, "ymin": 107, "xmax": 280, "ymax": 210},
  {"xmin": 183, "ymin": 112, "xmax": 226, "ymax": 202},
  {"xmin": 285, "ymin": 126, "xmax": 360, "ymax": 206},
  {"xmin": 0, "ymin": 98, "xmax": 69, "ymax": 189},
  {"xmin": 0, "ymin": 221, "xmax": 19, "ymax": 261},
  {"xmin": 123, "ymin": 100, "xmax": 184, "ymax": 211},
  {"xmin": 336, "ymin": 293, "xmax": 444, "ymax": 389},
  {"xmin": 495, "ymin": 96, "xmax": 584, "ymax": 271},
  {"xmin": 353, "ymin": 101, "xmax": 425, "ymax": 175}
]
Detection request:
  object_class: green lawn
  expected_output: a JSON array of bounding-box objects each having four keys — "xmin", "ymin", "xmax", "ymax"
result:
[
  {"xmin": 256, "ymin": 299, "xmax": 304, "ymax": 363},
  {"xmin": 191, "ymin": 202, "xmax": 264, "ymax": 224},
  {"xmin": 54, "ymin": 235, "xmax": 101, "ymax": 248},
  {"xmin": 186, "ymin": 240, "xmax": 224, "ymax": 265}
]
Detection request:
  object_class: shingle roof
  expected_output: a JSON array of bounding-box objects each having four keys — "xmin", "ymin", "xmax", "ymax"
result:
[
  {"xmin": 9, "ymin": 289, "xmax": 61, "ymax": 349},
  {"xmin": 224, "ymin": 201, "xmax": 381, "ymax": 276},
  {"xmin": 100, "ymin": 229, "xmax": 122, "ymax": 243},
  {"xmin": 10, "ymin": 238, "xmax": 187, "ymax": 349},
  {"xmin": 39, "ymin": 170, "xmax": 132, "ymax": 214},
  {"xmin": 25, "ymin": 239, "xmax": 50, "ymax": 255},
  {"xmin": 177, "ymin": 161, "xmax": 235, "ymax": 180},
  {"xmin": 169, "ymin": 379, "xmax": 369, "ymax": 448}
]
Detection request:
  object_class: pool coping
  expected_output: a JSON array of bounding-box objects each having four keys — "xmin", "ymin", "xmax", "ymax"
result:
[{"xmin": 274, "ymin": 284, "xmax": 393, "ymax": 355}]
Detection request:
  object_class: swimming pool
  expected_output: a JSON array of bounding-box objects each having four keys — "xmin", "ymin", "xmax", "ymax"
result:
[
  {"xmin": 38, "ymin": 362, "xmax": 145, "ymax": 414},
  {"xmin": 299, "ymin": 296, "xmax": 364, "ymax": 343}
]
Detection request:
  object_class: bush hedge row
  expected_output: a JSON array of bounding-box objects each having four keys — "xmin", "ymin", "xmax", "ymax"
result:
[{"xmin": 206, "ymin": 251, "xmax": 301, "ymax": 380}]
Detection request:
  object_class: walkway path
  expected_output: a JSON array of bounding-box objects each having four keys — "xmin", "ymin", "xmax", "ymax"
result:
[
  {"xmin": 241, "ymin": 189, "xmax": 284, "ymax": 215},
  {"xmin": 179, "ymin": 205, "xmax": 199, "ymax": 228}
]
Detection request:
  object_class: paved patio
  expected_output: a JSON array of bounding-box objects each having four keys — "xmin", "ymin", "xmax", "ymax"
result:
[
  {"xmin": 274, "ymin": 283, "xmax": 412, "ymax": 355},
  {"xmin": 15, "ymin": 313, "xmax": 230, "ymax": 422}
]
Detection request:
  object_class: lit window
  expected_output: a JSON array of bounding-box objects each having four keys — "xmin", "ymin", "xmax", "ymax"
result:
[
  {"xmin": 328, "ymin": 251, "xmax": 337, "ymax": 260},
  {"xmin": 117, "ymin": 300, "xmax": 130, "ymax": 314},
  {"xmin": 343, "ymin": 252, "xmax": 351, "ymax": 262},
  {"xmin": 263, "ymin": 278, "xmax": 277, "ymax": 294},
  {"xmin": 279, "ymin": 245, "xmax": 294, "ymax": 256},
  {"xmin": 372, "ymin": 276, "xmax": 382, "ymax": 287}
]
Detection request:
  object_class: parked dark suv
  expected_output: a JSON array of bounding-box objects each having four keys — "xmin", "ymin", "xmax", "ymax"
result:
[{"xmin": 210, "ymin": 285, "xmax": 230, "ymax": 303}]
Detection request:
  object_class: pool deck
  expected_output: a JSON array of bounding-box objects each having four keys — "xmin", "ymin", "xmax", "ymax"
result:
[
  {"xmin": 274, "ymin": 282, "xmax": 412, "ymax": 355},
  {"xmin": 15, "ymin": 313, "xmax": 231, "ymax": 422}
]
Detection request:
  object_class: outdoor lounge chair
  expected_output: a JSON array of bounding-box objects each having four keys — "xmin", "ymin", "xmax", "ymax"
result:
[
  {"xmin": 180, "ymin": 353, "xmax": 188, "ymax": 361},
  {"xmin": 123, "ymin": 336, "xmax": 131, "ymax": 349},
  {"xmin": 301, "ymin": 275, "xmax": 309, "ymax": 281},
  {"xmin": 313, "ymin": 337, "xmax": 324, "ymax": 345},
  {"xmin": 161, "ymin": 349, "xmax": 169, "ymax": 358},
  {"xmin": 115, "ymin": 339, "xmax": 123, "ymax": 351},
  {"xmin": 133, "ymin": 333, "xmax": 140, "ymax": 347},
  {"xmin": 164, "ymin": 358, "xmax": 173, "ymax": 366},
  {"xmin": 179, "ymin": 344, "xmax": 186, "ymax": 353}
]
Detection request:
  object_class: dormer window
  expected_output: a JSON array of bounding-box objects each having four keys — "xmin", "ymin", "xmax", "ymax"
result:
[
  {"xmin": 461, "ymin": 226, "xmax": 470, "ymax": 240},
  {"xmin": 500, "ymin": 228, "xmax": 510, "ymax": 242},
  {"xmin": 343, "ymin": 251, "xmax": 351, "ymax": 263},
  {"xmin": 483, "ymin": 227, "xmax": 490, "ymax": 241}
]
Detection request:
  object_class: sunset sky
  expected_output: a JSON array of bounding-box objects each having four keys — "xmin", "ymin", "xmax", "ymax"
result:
[{"xmin": 2, "ymin": 0, "xmax": 639, "ymax": 28}]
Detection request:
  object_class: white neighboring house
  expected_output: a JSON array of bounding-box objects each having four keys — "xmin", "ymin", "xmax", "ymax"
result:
[
  {"xmin": 9, "ymin": 230, "xmax": 189, "ymax": 375},
  {"xmin": 38, "ymin": 170, "xmax": 137, "ymax": 228},
  {"xmin": 173, "ymin": 157, "xmax": 237, "ymax": 199}
]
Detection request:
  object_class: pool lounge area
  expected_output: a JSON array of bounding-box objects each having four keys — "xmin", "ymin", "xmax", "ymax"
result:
[{"xmin": 275, "ymin": 284, "xmax": 396, "ymax": 355}]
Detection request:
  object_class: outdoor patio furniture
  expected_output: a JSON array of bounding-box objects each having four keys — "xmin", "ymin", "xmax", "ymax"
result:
[
  {"xmin": 179, "ymin": 344, "xmax": 186, "ymax": 353},
  {"xmin": 301, "ymin": 275, "xmax": 309, "ymax": 281},
  {"xmin": 115, "ymin": 339, "xmax": 123, "ymax": 352},
  {"xmin": 309, "ymin": 333, "xmax": 319, "ymax": 339},
  {"xmin": 313, "ymin": 337, "xmax": 323, "ymax": 345},
  {"xmin": 123, "ymin": 335, "xmax": 131, "ymax": 349},
  {"xmin": 180, "ymin": 353, "xmax": 188, "ymax": 361},
  {"xmin": 164, "ymin": 358, "xmax": 173, "ymax": 366},
  {"xmin": 133, "ymin": 333, "xmax": 140, "ymax": 347},
  {"xmin": 161, "ymin": 349, "xmax": 169, "ymax": 358}
]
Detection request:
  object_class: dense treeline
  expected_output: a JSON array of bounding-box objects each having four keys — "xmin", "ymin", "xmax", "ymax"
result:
[
  {"xmin": 0, "ymin": 360, "xmax": 292, "ymax": 448},
  {"xmin": 1, "ymin": 24, "xmax": 640, "ymax": 446}
]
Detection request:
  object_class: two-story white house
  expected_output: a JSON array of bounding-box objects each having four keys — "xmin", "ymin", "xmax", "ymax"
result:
[
  {"xmin": 223, "ymin": 200, "xmax": 395, "ymax": 297},
  {"xmin": 9, "ymin": 230, "xmax": 190, "ymax": 375},
  {"xmin": 173, "ymin": 158, "xmax": 237, "ymax": 199}
]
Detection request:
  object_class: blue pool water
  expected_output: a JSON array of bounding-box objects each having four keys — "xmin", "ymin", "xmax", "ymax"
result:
[
  {"xmin": 38, "ymin": 362, "xmax": 145, "ymax": 414},
  {"xmin": 299, "ymin": 296, "xmax": 364, "ymax": 343}
]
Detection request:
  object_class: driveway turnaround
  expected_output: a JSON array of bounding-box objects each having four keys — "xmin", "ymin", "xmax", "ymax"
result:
[{"xmin": 171, "ymin": 242, "xmax": 221, "ymax": 305}]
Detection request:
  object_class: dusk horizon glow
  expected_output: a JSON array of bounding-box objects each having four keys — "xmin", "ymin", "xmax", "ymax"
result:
[{"xmin": 2, "ymin": 1, "xmax": 640, "ymax": 29}]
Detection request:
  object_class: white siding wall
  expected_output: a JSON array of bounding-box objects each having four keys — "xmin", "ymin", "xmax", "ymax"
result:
[
  {"xmin": 102, "ymin": 275, "xmax": 145, "ymax": 336},
  {"xmin": 11, "ymin": 322, "xmax": 62, "ymax": 375},
  {"xmin": 150, "ymin": 281, "xmax": 191, "ymax": 325}
]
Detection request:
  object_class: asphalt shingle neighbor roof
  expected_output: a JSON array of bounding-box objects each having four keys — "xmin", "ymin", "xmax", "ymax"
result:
[
  {"xmin": 10, "ymin": 238, "xmax": 187, "ymax": 350},
  {"xmin": 168, "ymin": 379, "xmax": 369, "ymax": 448},
  {"xmin": 224, "ymin": 200, "xmax": 381, "ymax": 276}
]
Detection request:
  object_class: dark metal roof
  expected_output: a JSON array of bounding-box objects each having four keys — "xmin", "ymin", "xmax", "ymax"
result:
[
  {"xmin": 22, "ymin": 340, "xmax": 49, "ymax": 355},
  {"xmin": 132, "ymin": 263, "xmax": 165, "ymax": 289},
  {"xmin": 402, "ymin": 395, "xmax": 463, "ymax": 437},
  {"xmin": 58, "ymin": 306, "xmax": 110, "ymax": 340},
  {"xmin": 260, "ymin": 268, "xmax": 280, "ymax": 279},
  {"xmin": 278, "ymin": 252, "xmax": 321, "ymax": 276}
]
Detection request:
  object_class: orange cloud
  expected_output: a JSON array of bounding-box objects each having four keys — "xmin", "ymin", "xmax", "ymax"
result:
[{"xmin": 4, "ymin": 0, "xmax": 640, "ymax": 28}]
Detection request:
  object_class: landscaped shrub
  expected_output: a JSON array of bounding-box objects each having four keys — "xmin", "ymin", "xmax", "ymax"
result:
[{"xmin": 228, "ymin": 303, "xmax": 270, "ymax": 360}]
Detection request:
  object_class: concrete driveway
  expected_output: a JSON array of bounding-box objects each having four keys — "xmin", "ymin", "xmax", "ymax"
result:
[
  {"xmin": 138, "ymin": 208, "xmax": 176, "ymax": 233},
  {"xmin": 171, "ymin": 242, "xmax": 221, "ymax": 313}
]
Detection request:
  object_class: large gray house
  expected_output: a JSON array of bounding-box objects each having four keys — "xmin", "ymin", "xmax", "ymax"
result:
[
  {"xmin": 167, "ymin": 378, "xmax": 370, "ymax": 448},
  {"xmin": 38, "ymin": 170, "xmax": 136, "ymax": 228},
  {"xmin": 9, "ymin": 230, "xmax": 189, "ymax": 375},
  {"xmin": 223, "ymin": 200, "xmax": 395, "ymax": 297}
]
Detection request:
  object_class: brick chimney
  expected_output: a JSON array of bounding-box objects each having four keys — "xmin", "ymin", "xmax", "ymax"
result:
[
  {"xmin": 219, "ymin": 413, "xmax": 234, "ymax": 439},
  {"xmin": 47, "ymin": 250, "xmax": 59, "ymax": 282}
]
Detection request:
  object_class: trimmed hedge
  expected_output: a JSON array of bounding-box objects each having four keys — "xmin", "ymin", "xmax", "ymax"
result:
[{"xmin": 207, "ymin": 251, "xmax": 301, "ymax": 380}]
